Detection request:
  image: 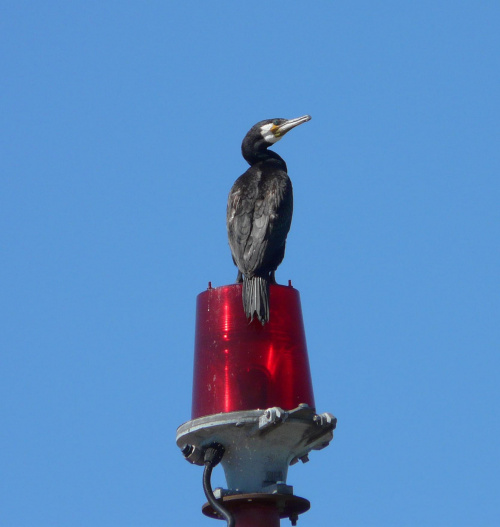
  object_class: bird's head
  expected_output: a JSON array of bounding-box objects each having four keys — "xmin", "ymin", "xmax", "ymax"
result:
[
  {"xmin": 256, "ymin": 115, "xmax": 311, "ymax": 145},
  {"xmin": 242, "ymin": 115, "xmax": 311, "ymax": 164}
]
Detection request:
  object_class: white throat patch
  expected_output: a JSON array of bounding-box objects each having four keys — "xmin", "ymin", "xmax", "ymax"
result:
[{"xmin": 260, "ymin": 123, "xmax": 280, "ymax": 144}]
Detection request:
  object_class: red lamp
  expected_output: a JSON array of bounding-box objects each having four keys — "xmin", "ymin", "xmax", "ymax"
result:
[{"xmin": 192, "ymin": 283, "xmax": 315, "ymax": 418}]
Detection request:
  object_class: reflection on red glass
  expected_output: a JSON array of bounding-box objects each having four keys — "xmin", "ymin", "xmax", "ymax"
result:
[{"xmin": 191, "ymin": 284, "xmax": 315, "ymax": 418}]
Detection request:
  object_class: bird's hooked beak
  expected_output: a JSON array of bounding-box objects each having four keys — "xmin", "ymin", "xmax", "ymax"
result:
[{"xmin": 275, "ymin": 115, "xmax": 311, "ymax": 137}]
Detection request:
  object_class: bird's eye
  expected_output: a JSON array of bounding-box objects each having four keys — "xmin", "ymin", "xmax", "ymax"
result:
[{"xmin": 273, "ymin": 120, "xmax": 280, "ymax": 125}]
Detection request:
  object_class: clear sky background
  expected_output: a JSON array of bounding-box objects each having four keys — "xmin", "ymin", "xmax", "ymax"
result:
[{"xmin": 1, "ymin": 2, "xmax": 499, "ymax": 526}]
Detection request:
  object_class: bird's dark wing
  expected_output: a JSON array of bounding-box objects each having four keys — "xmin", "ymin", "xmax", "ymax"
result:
[
  {"xmin": 227, "ymin": 172, "xmax": 260, "ymax": 275},
  {"xmin": 254, "ymin": 172, "xmax": 293, "ymax": 272}
]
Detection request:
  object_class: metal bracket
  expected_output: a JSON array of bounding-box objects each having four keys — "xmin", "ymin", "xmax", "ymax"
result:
[{"xmin": 176, "ymin": 404, "xmax": 336, "ymax": 493}]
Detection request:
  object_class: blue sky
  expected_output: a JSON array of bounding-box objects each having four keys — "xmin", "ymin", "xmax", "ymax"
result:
[{"xmin": 1, "ymin": 2, "xmax": 499, "ymax": 526}]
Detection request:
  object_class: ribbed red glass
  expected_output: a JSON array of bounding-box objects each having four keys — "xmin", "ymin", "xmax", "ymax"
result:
[{"xmin": 191, "ymin": 283, "xmax": 315, "ymax": 418}]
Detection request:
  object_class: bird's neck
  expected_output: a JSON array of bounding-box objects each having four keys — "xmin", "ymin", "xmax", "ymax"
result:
[{"xmin": 242, "ymin": 144, "xmax": 287, "ymax": 170}]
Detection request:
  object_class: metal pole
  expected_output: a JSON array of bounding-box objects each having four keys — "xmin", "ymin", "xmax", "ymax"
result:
[{"xmin": 231, "ymin": 502, "xmax": 280, "ymax": 527}]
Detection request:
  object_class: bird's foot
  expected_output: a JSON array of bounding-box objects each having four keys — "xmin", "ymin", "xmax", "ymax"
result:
[
  {"xmin": 269, "ymin": 271, "xmax": 277, "ymax": 285},
  {"xmin": 235, "ymin": 271, "xmax": 243, "ymax": 284}
]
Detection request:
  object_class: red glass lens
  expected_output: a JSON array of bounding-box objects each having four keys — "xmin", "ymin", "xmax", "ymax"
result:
[{"xmin": 191, "ymin": 283, "xmax": 315, "ymax": 418}]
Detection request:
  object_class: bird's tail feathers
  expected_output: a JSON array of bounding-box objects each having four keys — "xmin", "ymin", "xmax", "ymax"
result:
[{"xmin": 242, "ymin": 276, "xmax": 270, "ymax": 325}]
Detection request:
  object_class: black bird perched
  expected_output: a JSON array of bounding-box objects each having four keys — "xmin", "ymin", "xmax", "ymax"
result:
[{"xmin": 227, "ymin": 115, "xmax": 311, "ymax": 324}]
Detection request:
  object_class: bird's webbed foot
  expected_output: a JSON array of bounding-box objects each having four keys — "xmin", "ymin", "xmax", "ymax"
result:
[
  {"xmin": 269, "ymin": 271, "xmax": 277, "ymax": 285},
  {"xmin": 235, "ymin": 270, "xmax": 243, "ymax": 283}
]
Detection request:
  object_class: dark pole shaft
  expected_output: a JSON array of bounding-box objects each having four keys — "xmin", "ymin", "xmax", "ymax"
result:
[{"xmin": 231, "ymin": 502, "xmax": 280, "ymax": 527}]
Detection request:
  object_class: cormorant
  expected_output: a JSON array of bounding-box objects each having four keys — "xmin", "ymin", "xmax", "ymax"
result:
[{"xmin": 227, "ymin": 115, "xmax": 311, "ymax": 324}]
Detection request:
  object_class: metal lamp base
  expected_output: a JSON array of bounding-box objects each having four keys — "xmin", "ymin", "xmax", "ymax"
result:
[{"xmin": 177, "ymin": 403, "xmax": 336, "ymax": 493}]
